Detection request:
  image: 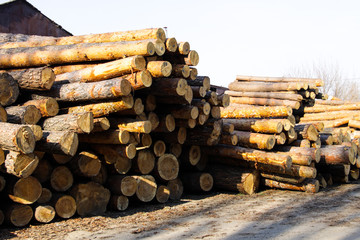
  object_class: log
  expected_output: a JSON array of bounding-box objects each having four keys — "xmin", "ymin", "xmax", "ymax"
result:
[
  {"xmin": 4, "ymin": 67, "xmax": 55, "ymax": 90},
  {"xmin": 133, "ymin": 150, "xmax": 155, "ymax": 175},
  {"xmin": 145, "ymin": 94, "xmax": 156, "ymax": 112},
  {"xmin": 92, "ymin": 117, "xmax": 110, "ymax": 132},
  {"xmin": 0, "ymin": 28, "xmax": 166, "ymax": 48},
  {"xmin": 50, "ymin": 166, "xmax": 73, "ymax": 192},
  {"xmin": 0, "ymin": 123, "xmax": 35, "ymax": 154},
  {"xmin": 166, "ymin": 37, "xmax": 178, "ymax": 52},
  {"xmin": 6, "ymin": 204, "xmax": 33, "ymax": 227},
  {"xmin": 109, "ymin": 118, "xmax": 152, "ymax": 134},
  {"xmin": 107, "ymin": 175, "xmax": 137, "ymax": 197},
  {"xmin": 150, "ymin": 78, "xmax": 187, "ymax": 96},
  {"xmin": 52, "ymin": 194, "xmax": 77, "ymax": 219},
  {"xmin": 192, "ymin": 99, "xmax": 211, "ymax": 115},
  {"xmin": 275, "ymin": 132, "xmax": 286, "ymax": 145},
  {"xmin": 8, "ymin": 176, "xmax": 42, "ymax": 204},
  {"xmin": 115, "ymin": 98, "xmax": 144, "ymax": 116},
  {"xmin": 320, "ymin": 145, "xmax": 356, "ymax": 165},
  {"xmin": 261, "ymin": 173, "xmax": 305, "ymax": 185},
  {"xmin": 169, "ymin": 143, "xmax": 182, "ymax": 158},
  {"xmin": 181, "ymin": 145, "xmax": 202, "ymax": 166},
  {"xmin": 36, "ymin": 131, "xmax": 79, "ymax": 156},
  {"xmin": 275, "ymin": 152, "xmax": 312, "ymax": 166},
  {"xmin": 228, "ymin": 81, "xmax": 307, "ymax": 92},
  {"xmin": 221, "ymin": 105, "xmax": 292, "ymax": 119},
  {"xmin": 23, "ymin": 98, "xmax": 59, "ymax": 117},
  {"xmin": 6, "ymin": 105, "xmax": 41, "ymax": 125},
  {"xmin": 235, "ymin": 75, "xmax": 324, "ymax": 87},
  {"xmin": 0, "ymin": 40, "xmax": 156, "ymax": 68},
  {"xmin": 225, "ymin": 90, "xmax": 303, "ymax": 101},
  {"xmin": 68, "ymin": 96, "xmax": 134, "ymax": 117},
  {"xmin": 234, "ymin": 130, "xmax": 276, "ymax": 150},
  {"xmin": 37, "ymin": 188, "xmax": 52, "ymax": 204},
  {"xmin": 79, "ymin": 129, "xmax": 130, "ymax": 145},
  {"xmin": 91, "ymin": 164, "xmax": 108, "ymax": 185},
  {"xmin": 192, "ymin": 86, "xmax": 206, "ymax": 98},
  {"xmin": 150, "ymin": 39, "xmax": 166, "ymax": 56},
  {"xmin": 167, "ymin": 178, "xmax": 183, "ymax": 200},
  {"xmin": 209, "ymin": 164, "xmax": 260, "ymax": 194},
  {"xmin": 71, "ymin": 182, "xmax": 110, "ymax": 216},
  {"xmin": 219, "ymin": 133, "xmax": 238, "ymax": 145},
  {"xmin": 263, "ymin": 178, "xmax": 319, "ymax": 193},
  {"xmin": 0, "ymin": 105, "xmax": 6, "ymax": 122},
  {"xmin": 43, "ymin": 112, "xmax": 94, "ymax": 134},
  {"xmin": 319, "ymin": 134, "xmax": 334, "ymax": 145},
  {"xmin": 109, "ymin": 195, "xmax": 129, "ymax": 211},
  {"xmin": 311, "ymin": 138, "xmax": 321, "ymax": 149},
  {"xmin": 160, "ymin": 105, "xmax": 199, "ymax": 120},
  {"xmin": 230, "ymin": 96, "xmax": 300, "ymax": 109},
  {"xmin": 135, "ymin": 175, "xmax": 157, "ymax": 202},
  {"xmin": 91, "ymin": 143, "xmax": 136, "ymax": 160},
  {"xmin": 122, "ymin": 70, "xmax": 152, "ymax": 90},
  {"xmin": 55, "ymin": 56, "xmax": 146, "ymax": 82},
  {"xmin": 177, "ymin": 41, "xmax": 190, "ymax": 55},
  {"xmin": 147, "ymin": 61, "xmax": 172, "ymax": 77},
  {"xmin": 0, "ymin": 73, "xmax": 19, "ymax": 106},
  {"xmin": 223, "ymin": 118, "xmax": 283, "ymax": 134},
  {"xmin": 349, "ymin": 120, "xmax": 360, "ymax": 129},
  {"xmin": 153, "ymin": 140, "xmax": 166, "ymax": 157},
  {"xmin": 189, "ymin": 67, "xmax": 198, "ymax": 80},
  {"xmin": 285, "ymin": 127, "xmax": 298, "ymax": 144},
  {"xmin": 155, "ymin": 95, "xmax": 190, "ymax": 105},
  {"xmin": 181, "ymin": 172, "xmax": 213, "ymax": 192},
  {"xmin": 32, "ymin": 157, "xmax": 53, "ymax": 183},
  {"xmin": 294, "ymin": 124, "xmax": 319, "ymax": 141},
  {"xmin": 156, "ymin": 185, "xmax": 170, "ymax": 203},
  {"xmin": 172, "ymin": 64, "xmax": 190, "ymax": 78},
  {"xmin": 291, "ymin": 139, "xmax": 311, "ymax": 148},
  {"xmin": 305, "ymin": 103, "xmax": 360, "ymax": 113},
  {"xmin": 34, "ymin": 205, "xmax": 56, "ymax": 223},
  {"xmin": 32, "ymin": 78, "xmax": 132, "ymax": 102},
  {"xmin": 69, "ymin": 151, "xmax": 101, "ymax": 177},
  {"xmin": 275, "ymin": 146, "xmax": 320, "ymax": 163},
  {"xmin": 156, "ymin": 154, "xmax": 179, "ymax": 181},
  {"xmin": 301, "ymin": 111, "xmax": 360, "ymax": 121},
  {"xmin": 4, "ymin": 151, "xmax": 39, "ymax": 178},
  {"xmin": 206, "ymin": 145, "xmax": 291, "ymax": 169}
]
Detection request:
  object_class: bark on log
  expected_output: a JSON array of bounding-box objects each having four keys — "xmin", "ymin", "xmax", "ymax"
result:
[
  {"xmin": 69, "ymin": 151, "xmax": 101, "ymax": 177},
  {"xmin": 261, "ymin": 173, "xmax": 305, "ymax": 185},
  {"xmin": 80, "ymin": 129, "xmax": 130, "ymax": 145},
  {"xmin": 6, "ymin": 105, "xmax": 41, "ymax": 125},
  {"xmin": 234, "ymin": 130, "xmax": 276, "ymax": 150},
  {"xmin": 8, "ymin": 176, "xmax": 42, "ymax": 204},
  {"xmin": 133, "ymin": 150, "xmax": 155, "ymax": 175},
  {"xmin": 167, "ymin": 178, "xmax": 183, "ymax": 200},
  {"xmin": 5, "ymin": 151, "xmax": 39, "ymax": 178},
  {"xmin": 23, "ymin": 98, "xmax": 59, "ymax": 117},
  {"xmin": 228, "ymin": 81, "xmax": 307, "ymax": 92},
  {"xmin": 235, "ymin": 75, "xmax": 324, "ymax": 87},
  {"xmin": 0, "ymin": 123, "xmax": 35, "ymax": 153},
  {"xmin": 36, "ymin": 131, "xmax": 79, "ymax": 156},
  {"xmin": 0, "ymin": 105, "xmax": 6, "ymax": 122},
  {"xmin": 0, "ymin": 73, "xmax": 19, "ymax": 106},
  {"xmin": 181, "ymin": 172, "xmax": 213, "ymax": 192},
  {"xmin": 50, "ymin": 166, "xmax": 73, "ymax": 192},
  {"xmin": 115, "ymin": 98, "xmax": 144, "ymax": 116},
  {"xmin": 122, "ymin": 70, "xmax": 152, "ymax": 90},
  {"xmin": 223, "ymin": 118, "xmax": 283, "ymax": 134},
  {"xmin": 192, "ymin": 99, "xmax": 211, "ymax": 115},
  {"xmin": 34, "ymin": 205, "xmax": 56, "ymax": 223},
  {"xmin": 230, "ymin": 96, "xmax": 300, "ymax": 109},
  {"xmin": 189, "ymin": 67, "xmax": 198, "ymax": 80},
  {"xmin": 150, "ymin": 78, "xmax": 187, "ymax": 96},
  {"xmin": 275, "ymin": 146, "xmax": 320, "ymax": 163},
  {"xmin": 135, "ymin": 175, "xmax": 157, "ymax": 202},
  {"xmin": 319, "ymin": 134, "xmax": 334, "ymax": 145},
  {"xmin": 147, "ymin": 61, "xmax": 172, "ymax": 77},
  {"xmin": 91, "ymin": 143, "xmax": 136, "ymax": 160},
  {"xmin": 320, "ymin": 145, "xmax": 356, "ymax": 165},
  {"xmin": 107, "ymin": 175, "xmax": 137, "ymax": 197},
  {"xmin": 43, "ymin": 112, "xmax": 94, "ymax": 134},
  {"xmin": 225, "ymin": 90, "xmax": 303, "ymax": 101},
  {"xmin": 221, "ymin": 105, "xmax": 292, "ymax": 119},
  {"xmin": 109, "ymin": 118, "xmax": 152, "ymax": 134},
  {"xmin": 263, "ymin": 178, "xmax": 319, "ymax": 193},
  {"xmin": 93, "ymin": 117, "xmax": 110, "ymax": 132},
  {"xmin": 172, "ymin": 64, "xmax": 190, "ymax": 78},
  {"xmin": 71, "ymin": 182, "xmax": 110, "ymax": 216},
  {"xmin": 219, "ymin": 133, "xmax": 238, "ymax": 145},
  {"xmin": 159, "ymin": 105, "xmax": 199, "ymax": 120},
  {"xmin": 0, "ymin": 40, "xmax": 156, "ymax": 68},
  {"xmin": 156, "ymin": 154, "xmax": 179, "ymax": 181},
  {"xmin": 209, "ymin": 164, "xmax": 260, "ymax": 194},
  {"xmin": 305, "ymin": 103, "xmax": 360, "ymax": 113},
  {"xmin": 275, "ymin": 132, "xmax": 286, "ymax": 145},
  {"xmin": 5, "ymin": 204, "xmax": 33, "ymax": 227},
  {"xmin": 55, "ymin": 56, "xmax": 146, "ymax": 82},
  {"xmin": 291, "ymin": 139, "xmax": 311, "ymax": 148},
  {"xmin": 294, "ymin": 124, "xmax": 319, "ymax": 141}
]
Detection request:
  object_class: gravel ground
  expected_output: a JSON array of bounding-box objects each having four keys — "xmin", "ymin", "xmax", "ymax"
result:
[{"xmin": 2, "ymin": 181, "xmax": 360, "ymax": 240}]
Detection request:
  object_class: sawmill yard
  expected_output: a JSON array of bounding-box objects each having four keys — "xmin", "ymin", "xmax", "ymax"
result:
[{"xmin": 1, "ymin": 181, "xmax": 360, "ymax": 240}]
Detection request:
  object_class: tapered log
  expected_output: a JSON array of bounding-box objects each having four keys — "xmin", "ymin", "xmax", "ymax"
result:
[
  {"xmin": 0, "ymin": 40, "xmax": 156, "ymax": 68},
  {"xmin": 318, "ymin": 164, "xmax": 350, "ymax": 177},
  {"xmin": 50, "ymin": 166, "xmax": 73, "ymax": 192},
  {"xmin": 189, "ymin": 67, "xmax": 198, "ymax": 80},
  {"xmin": 181, "ymin": 145, "xmax": 201, "ymax": 166},
  {"xmin": 122, "ymin": 70, "xmax": 152, "ymax": 90},
  {"xmin": 165, "ymin": 37, "xmax": 177, "ymax": 52},
  {"xmin": 167, "ymin": 178, "xmax": 183, "ymax": 200},
  {"xmin": 222, "ymin": 123, "xmax": 234, "ymax": 134},
  {"xmin": 6, "ymin": 105, "xmax": 41, "ymax": 125},
  {"xmin": 305, "ymin": 103, "xmax": 360, "ymax": 113},
  {"xmin": 34, "ymin": 205, "xmax": 56, "ymax": 223},
  {"xmin": 6, "ymin": 204, "xmax": 33, "ymax": 227},
  {"xmin": 25, "ymin": 124, "xmax": 43, "ymax": 141},
  {"xmin": 56, "ymin": 56, "xmax": 145, "ymax": 82},
  {"xmin": 263, "ymin": 178, "xmax": 319, "ymax": 193},
  {"xmin": 109, "ymin": 118, "xmax": 152, "ymax": 134},
  {"xmin": 320, "ymin": 145, "xmax": 356, "ymax": 165},
  {"xmin": 218, "ymin": 94, "xmax": 230, "ymax": 107},
  {"xmin": 5, "ymin": 151, "xmax": 39, "ymax": 178},
  {"xmin": 150, "ymin": 78, "xmax": 187, "ymax": 96},
  {"xmin": 107, "ymin": 175, "xmax": 137, "ymax": 197},
  {"xmin": 285, "ymin": 127, "xmax": 298, "ymax": 144},
  {"xmin": 234, "ymin": 130, "xmax": 275, "ymax": 150},
  {"xmin": 68, "ymin": 97, "xmax": 134, "ymax": 117},
  {"xmin": 8, "ymin": 176, "xmax": 42, "ymax": 204},
  {"xmin": 209, "ymin": 164, "xmax": 260, "ymax": 194},
  {"xmin": 181, "ymin": 172, "xmax": 213, "ymax": 192},
  {"xmin": 69, "ymin": 151, "xmax": 101, "ymax": 177},
  {"xmin": 32, "ymin": 78, "xmax": 132, "ymax": 102},
  {"xmin": 228, "ymin": 81, "xmax": 307, "ymax": 92},
  {"xmin": 172, "ymin": 64, "xmax": 190, "ymax": 78},
  {"xmin": 206, "ymin": 145, "xmax": 291, "ymax": 169},
  {"xmin": 0, "ymin": 73, "xmax": 19, "ymax": 106},
  {"xmin": 291, "ymin": 139, "xmax": 311, "ymax": 148},
  {"xmin": 43, "ymin": 112, "xmax": 93, "ymax": 134},
  {"xmin": 36, "ymin": 131, "xmax": 78, "ymax": 156},
  {"xmin": 301, "ymin": 111, "xmax": 360, "ymax": 121},
  {"xmin": 52, "ymin": 63, "xmax": 96, "ymax": 74},
  {"xmin": 230, "ymin": 96, "xmax": 300, "ymax": 109},
  {"xmin": 109, "ymin": 195, "xmax": 129, "ymax": 211},
  {"xmin": 0, "ymin": 28, "xmax": 166, "ymax": 49},
  {"xmin": 221, "ymin": 105, "xmax": 292, "ymax": 119},
  {"xmin": 197, "ymin": 113, "xmax": 209, "ymax": 125},
  {"xmin": 155, "ymin": 154, "xmax": 179, "ymax": 181},
  {"xmin": 147, "ymin": 61, "xmax": 172, "ymax": 77},
  {"xmin": 276, "ymin": 152, "xmax": 312, "ymax": 166},
  {"xmin": 297, "ymin": 122, "xmax": 324, "ymax": 132},
  {"xmin": 294, "ymin": 124, "xmax": 318, "ymax": 141},
  {"xmin": 275, "ymin": 146, "xmax": 320, "ymax": 163},
  {"xmin": 222, "ymin": 118, "xmax": 283, "ymax": 134},
  {"xmin": 71, "ymin": 182, "xmax": 110, "ymax": 216},
  {"xmin": 235, "ymin": 75, "xmax": 324, "ymax": 87},
  {"xmin": 135, "ymin": 175, "xmax": 157, "ymax": 202},
  {"xmin": 0, "ymin": 123, "xmax": 35, "ymax": 154},
  {"xmin": 153, "ymin": 140, "xmax": 166, "ymax": 157},
  {"xmin": 225, "ymin": 90, "xmax": 303, "ymax": 101},
  {"xmin": 188, "ymin": 76, "xmax": 210, "ymax": 89},
  {"xmin": 52, "ymin": 194, "xmax": 77, "ymax": 219},
  {"xmin": 37, "ymin": 188, "xmax": 52, "ymax": 204},
  {"xmin": 133, "ymin": 150, "xmax": 155, "ymax": 174},
  {"xmin": 261, "ymin": 173, "xmax": 305, "ymax": 185}
]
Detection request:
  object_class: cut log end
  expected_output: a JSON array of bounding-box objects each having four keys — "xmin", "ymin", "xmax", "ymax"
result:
[
  {"xmin": 41, "ymin": 67, "xmax": 56, "ymax": 90},
  {"xmin": 136, "ymin": 150, "xmax": 155, "ymax": 174},
  {"xmin": 34, "ymin": 205, "xmax": 56, "ymax": 223},
  {"xmin": 50, "ymin": 166, "xmax": 73, "ymax": 192},
  {"xmin": 55, "ymin": 195, "xmax": 77, "ymax": 219},
  {"xmin": 153, "ymin": 140, "xmax": 166, "ymax": 157},
  {"xmin": 167, "ymin": 178, "xmax": 183, "ymax": 200},
  {"xmin": 121, "ymin": 176, "xmax": 138, "ymax": 197},
  {"xmin": 8, "ymin": 204, "xmax": 33, "ymax": 227},
  {"xmin": 199, "ymin": 173, "xmax": 214, "ymax": 192},
  {"xmin": 166, "ymin": 38, "xmax": 178, "ymax": 52},
  {"xmin": 157, "ymin": 154, "xmax": 179, "ymax": 181},
  {"xmin": 9, "ymin": 176, "xmax": 42, "ymax": 204},
  {"xmin": 136, "ymin": 175, "xmax": 157, "ymax": 202},
  {"xmin": 110, "ymin": 195, "xmax": 129, "ymax": 211},
  {"xmin": 156, "ymin": 185, "xmax": 170, "ymax": 203}
]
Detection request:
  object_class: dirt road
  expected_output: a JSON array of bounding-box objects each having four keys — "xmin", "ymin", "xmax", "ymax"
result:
[{"xmin": 2, "ymin": 181, "xmax": 360, "ymax": 240}]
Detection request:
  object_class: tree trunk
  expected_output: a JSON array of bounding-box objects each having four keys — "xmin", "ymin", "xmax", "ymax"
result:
[
  {"xmin": 6, "ymin": 105, "xmax": 41, "ymax": 124},
  {"xmin": 0, "ymin": 40, "xmax": 155, "ymax": 68},
  {"xmin": 262, "ymin": 178, "xmax": 319, "ymax": 193},
  {"xmin": 152, "ymin": 114, "xmax": 176, "ymax": 133},
  {"xmin": 70, "ymin": 182, "xmax": 111, "ymax": 216},
  {"xmin": 155, "ymin": 154, "xmax": 179, "ymax": 181},
  {"xmin": 5, "ymin": 204, "xmax": 33, "ymax": 227},
  {"xmin": 36, "ymin": 131, "xmax": 79, "ymax": 156},
  {"xmin": 320, "ymin": 145, "xmax": 356, "ymax": 165},
  {"xmin": 23, "ymin": 98, "xmax": 59, "ymax": 117},
  {"xmin": 79, "ymin": 129, "xmax": 129, "ymax": 145},
  {"xmin": 275, "ymin": 152, "xmax": 312, "ymax": 166},
  {"xmin": 91, "ymin": 143, "xmax": 136, "ymax": 160},
  {"xmin": 159, "ymin": 105, "xmax": 199, "ymax": 120},
  {"xmin": 209, "ymin": 164, "xmax": 260, "ymax": 194},
  {"xmin": 4, "ymin": 151, "xmax": 39, "ymax": 178},
  {"xmin": 34, "ymin": 205, "xmax": 56, "ymax": 223},
  {"xmin": 225, "ymin": 90, "xmax": 303, "ymax": 101},
  {"xmin": 115, "ymin": 98, "xmax": 144, "ymax": 116},
  {"xmin": 50, "ymin": 166, "xmax": 73, "ymax": 192},
  {"xmin": 305, "ymin": 103, "xmax": 360, "ymax": 113},
  {"xmin": 0, "ymin": 73, "xmax": 19, "ymax": 106},
  {"xmin": 69, "ymin": 151, "xmax": 101, "ymax": 177},
  {"xmin": 133, "ymin": 150, "xmax": 155, "ymax": 174},
  {"xmin": 167, "ymin": 178, "xmax": 183, "ymax": 200},
  {"xmin": 107, "ymin": 175, "xmax": 138, "ymax": 197},
  {"xmin": 275, "ymin": 132, "xmax": 286, "ymax": 145},
  {"xmin": 0, "ymin": 122, "xmax": 35, "ymax": 154},
  {"xmin": 55, "ymin": 56, "xmax": 145, "ymax": 82},
  {"xmin": 172, "ymin": 64, "xmax": 190, "ymax": 78},
  {"xmin": 223, "ymin": 118, "xmax": 283, "ymax": 134},
  {"xmin": 234, "ymin": 130, "xmax": 276, "ymax": 150},
  {"xmin": 220, "ymin": 105, "xmax": 292, "ymax": 119},
  {"xmin": 134, "ymin": 175, "xmax": 157, "ymax": 202},
  {"xmin": 275, "ymin": 146, "xmax": 320, "ymax": 163},
  {"xmin": 294, "ymin": 124, "xmax": 319, "ymax": 141},
  {"xmin": 8, "ymin": 176, "xmax": 42, "ymax": 204},
  {"xmin": 291, "ymin": 139, "xmax": 311, "ymax": 148},
  {"xmin": 43, "ymin": 112, "xmax": 94, "ymax": 134},
  {"xmin": 180, "ymin": 145, "xmax": 202, "ymax": 166},
  {"xmin": 181, "ymin": 172, "xmax": 213, "ymax": 192},
  {"xmin": 229, "ymin": 96, "xmax": 300, "ymax": 109},
  {"xmin": 192, "ymin": 99, "xmax": 211, "ymax": 115}
]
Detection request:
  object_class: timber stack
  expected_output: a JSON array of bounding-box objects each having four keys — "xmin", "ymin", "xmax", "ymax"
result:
[{"xmin": 0, "ymin": 27, "xmax": 223, "ymax": 227}]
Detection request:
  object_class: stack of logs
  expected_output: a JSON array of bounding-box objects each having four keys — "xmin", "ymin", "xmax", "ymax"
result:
[
  {"xmin": 0, "ymin": 28, "xmax": 228, "ymax": 227},
  {"xmin": 206, "ymin": 75, "xmax": 359, "ymax": 196}
]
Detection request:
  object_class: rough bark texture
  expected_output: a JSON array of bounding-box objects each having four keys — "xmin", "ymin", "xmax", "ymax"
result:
[
  {"xmin": 36, "ymin": 131, "xmax": 79, "ymax": 156},
  {"xmin": 221, "ymin": 105, "xmax": 292, "ymax": 119},
  {"xmin": 0, "ymin": 73, "xmax": 19, "ymax": 106},
  {"xmin": 5, "ymin": 151, "xmax": 39, "ymax": 178},
  {"xmin": 0, "ymin": 122, "xmax": 35, "ymax": 154},
  {"xmin": 181, "ymin": 172, "xmax": 213, "ymax": 192},
  {"xmin": 43, "ymin": 112, "xmax": 94, "ymax": 134},
  {"xmin": 23, "ymin": 98, "xmax": 59, "ymax": 117},
  {"xmin": 6, "ymin": 105, "xmax": 41, "ymax": 125}
]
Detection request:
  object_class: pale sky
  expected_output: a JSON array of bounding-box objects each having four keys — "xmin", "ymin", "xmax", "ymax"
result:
[{"xmin": 3, "ymin": 0, "xmax": 360, "ymax": 87}]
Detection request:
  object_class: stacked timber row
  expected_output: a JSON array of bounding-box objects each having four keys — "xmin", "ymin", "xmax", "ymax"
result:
[{"xmin": 0, "ymin": 27, "xmax": 223, "ymax": 227}]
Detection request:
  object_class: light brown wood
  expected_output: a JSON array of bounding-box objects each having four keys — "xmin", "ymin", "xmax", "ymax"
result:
[
  {"xmin": 150, "ymin": 78, "xmax": 187, "ymax": 96},
  {"xmin": 320, "ymin": 145, "xmax": 356, "ymax": 165},
  {"xmin": 6, "ymin": 105, "xmax": 41, "ymax": 125},
  {"xmin": 92, "ymin": 117, "xmax": 110, "ymax": 132},
  {"xmin": 109, "ymin": 118, "xmax": 152, "ymax": 134},
  {"xmin": 8, "ymin": 176, "xmax": 42, "ymax": 204},
  {"xmin": 69, "ymin": 151, "xmax": 101, "ymax": 177},
  {"xmin": 167, "ymin": 178, "xmax": 183, "ymax": 200},
  {"xmin": 34, "ymin": 205, "xmax": 56, "ymax": 223},
  {"xmin": 150, "ymin": 39, "xmax": 166, "ymax": 56},
  {"xmin": 294, "ymin": 124, "xmax": 319, "ymax": 141},
  {"xmin": 223, "ymin": 118, "xmax": 283, "ymax": 134},
  {"xmin": 172, "ymin": 64, "xmax": 190, "ymax": 78},
  {"xmin": 0, "ymin": 122, "xmax": 35, "ymax": 154},
  {"xmin": 107, "ymin": 175, "xmax": 137, "ymax": 197},
  {"xmin": 71, "ymin": 182, "xmax": 110, "ymax": 216},
  {"xmin": 230, "ymin": 96, "xmax": 300, "ymax": 109},
  {"xmin": 181, "ymin": 172, "xmax": 213, "ymax": 192},
  {"xmin": 192, "ymin": 99, "xmax": 211, "ymax": 115},
  {"xmin": 166, "ymin": 37, "xmax": 178, "ymax": 52},
  {"xmin": 50, "ymin": 166, "xmax": 73, "ymax": 192},
  {"xmin": 275, "ymin": 146, "xmax": 320, "ymax": 163},
  {"xmin": 0, "ymin": 105, "xmax": 6, "ymax": 122},
  {"xmin": 0, "ymin": 73, "xmax": 19, "ymax": 106},
  {"xmin": 153, "ymin": 140, "xmax": 166, "ymax": 157},
  {"xmin": 305, "ymin": 103, "xmax": 360, "ymax": 113},
  {"xmin": 79, "ymin": 129, "xmax": 129, "ymax": 145},
  {"xmin": 156, "ymin": 185, "xmax": 170, "ymax": 203},
  {"xmin": 6, "ymin": 204, "xmax": 33, "ymax": 227},
  {"xmin": 135, "ymin": 175, "xmax": 157, "ymax": 202},
  {"xmin": 291, "ymin": 139, "xmax": 311, "ymax": 148},
  {"xmin": 109, "ymin": 195, "xmax": 129, "ymax": 211},
  {"xmin": 115, "ymin": 98, "xmax": 144, "ymax": 116},
  {"xmin": 133, "ymin": 150, "xmax": 155, "ymax": 174},
  {"xmin": 37, "ymin": 131, "xmax": 79, "ymax": 156},
  {"xmin": 53, "ymin": 194, "xmax": 77, "ymax": 219},
  {"xmin": 0, "ymin": 40, "xmax": 156, "ymax": 68},
  {"xmin": 178, "ymin": 42, "xmax": 190, "ymax": 55},
  {"xmin": 4, "ymin": 67, "xmax": 55, "ymax": 90},
  {"xmin": 235, "ymin": 75, "xmax": 324, "ymax": 87},
  {"xmin": 234, "ymin": 130, "xmax": 276, "ymax": 150},
  {"xmin": 156, "ymin": 154, "xmax": 179, "ymax": 181},
  {"xmin": 275, "ymin": 132, "xmax": 286, "ymax": 145},
  {"xmin": 4, "ymin": 151, "xmax": 39, "ymax": 178},
  {"xmin": 221, "ymin": 105, "xmax": 292, "ymax": 119},
  {"xmin": 122, "ymin": 70, "xmax": 152, "ymax": 90},
  {"xmin": 225, "ymin": 90, "xmax": 303, "ymax": 101},
  {"xmin": 43, "ymin": 112, "xmax": 94, "ymax": 134},
  {"xmin": 189, "ymin": 67, "xmax": 198, "ymax": 80},
  {"xmin": 147, "ymin": 61, "xmax": 172, "ymax": 77},
  {"xmin": 228, "ymin": 81, "xmax": 307, "ymax": 92},
  {"xmin": 23, "ymin": 98, "xmax": 59, "ymax": 117},
  {"xmin": 263, "ymin": 178, "xmax": 319, "ymax": 193}
]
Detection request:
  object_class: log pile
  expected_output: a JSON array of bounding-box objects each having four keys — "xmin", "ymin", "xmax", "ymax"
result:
[{"xmin": 0, "ymin": 28, "xmax": 224, "ymax": 227}]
